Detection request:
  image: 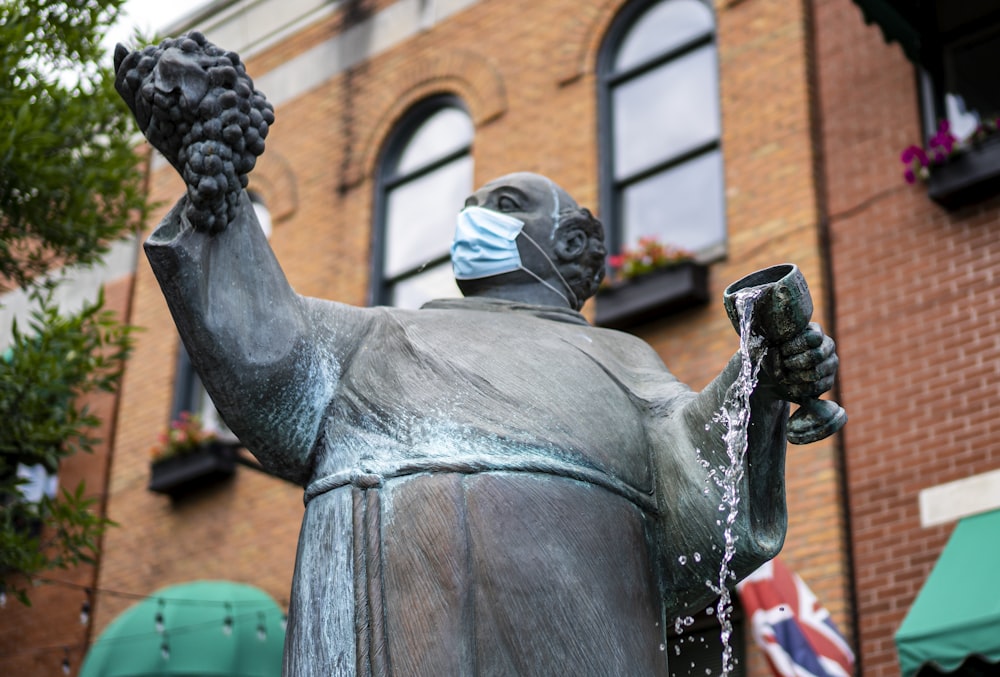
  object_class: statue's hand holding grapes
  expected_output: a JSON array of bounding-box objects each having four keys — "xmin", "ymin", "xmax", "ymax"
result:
[{"xmin": 113, "ymin": 33, "xmax": 274, "ymax": 234}]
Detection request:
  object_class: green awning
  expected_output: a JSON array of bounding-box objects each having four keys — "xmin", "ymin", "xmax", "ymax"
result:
[
  {"xmin": 895, "ymin": 509, "xmax": 1000, "ymax": 677},
  {"xmin": 851, "ymin": 0, "xmax": 924, "ymax": 64},
  {"xmin": 80, "ymin": 580, "xmax": 286, "ymax": 677}
]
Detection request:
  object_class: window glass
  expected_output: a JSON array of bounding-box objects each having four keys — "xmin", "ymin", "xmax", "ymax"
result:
[
  {"xmin": 621, "ymin": 149, "xmax": 725, "ymax": 253},
  {"xmin": 172, "ymin": 345, "xmax": 237, "ymax": 442},
  {"xmin": 391, "ymin": 262, "xmax": 462, "ymax": 309},
  {"xmin": 376, "ymin": 100, "xmax": 473, "ymax": 306},
  {"xmin": 600, "ymin": 0, "xmax": 725, "ymax": 260},
  {"xmin": 384, "ymin": 155, "xmax": 473, "ymax": 277},
  {"xmin": 248, "ymin": 191, "xmax": 272, "ymax": 239},
  {"xmin": 615, "ymin": 0, "xmax": 713, "ymax": 71},
  {"xmin": 612, "ymin": 46, "xmax": 719, "ymax": 179},
  {"xmin": 943, "ymin": 27, "xmax": 1000, "ymax": 136},
  {"xmin": 395, "ymin": 108, "xmax": 474, "ymax": 176}
]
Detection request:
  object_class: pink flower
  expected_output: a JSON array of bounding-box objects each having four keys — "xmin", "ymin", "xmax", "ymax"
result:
[{"xmin": 900, "ymin": 145, "xmax": 928, "ymax": 166}]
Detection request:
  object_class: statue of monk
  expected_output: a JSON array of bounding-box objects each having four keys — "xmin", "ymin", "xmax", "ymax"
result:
[{"xmin": 115, "ymin": 35, "xmax": 839, "ymax": 676}]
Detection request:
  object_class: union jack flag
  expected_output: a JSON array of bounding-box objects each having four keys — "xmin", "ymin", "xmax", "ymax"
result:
[{"xmin": 736, "ymin": 557, "xmax": 855, "ymax": 677}]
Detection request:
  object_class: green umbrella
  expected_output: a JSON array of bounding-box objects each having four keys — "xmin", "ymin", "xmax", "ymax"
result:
[{"xmin": 80, "ymin": 581, "xmax": 285, "ymax": 677}]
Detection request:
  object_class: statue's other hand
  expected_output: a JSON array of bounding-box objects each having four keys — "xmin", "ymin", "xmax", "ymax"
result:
[{"xmin": 765, "ymin": 322, "xmax": 838, "ymax": 402}]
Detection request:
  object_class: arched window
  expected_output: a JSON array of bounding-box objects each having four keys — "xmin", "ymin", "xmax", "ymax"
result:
[
  {"xmin": 373, "ymin": 97, "xmax": 474, "ymax": 308},
  {"xmin": 598, "ymin": 0, "xmax": 725, "ymax": 260}
]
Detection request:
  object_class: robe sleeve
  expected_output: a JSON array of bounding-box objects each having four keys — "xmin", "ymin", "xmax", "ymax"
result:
[
  {"xmin": 143, "ymin": 192, "xmax": 372, "ymax": 485},
  {"xmin": 648, "ymin": 353, "xmax": 789, "ymax": 618}
]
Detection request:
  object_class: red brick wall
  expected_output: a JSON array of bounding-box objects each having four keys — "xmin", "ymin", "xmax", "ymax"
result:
[{"xmin": 815, "ymin": 1, "xmax": 1000, "ymax": 675}]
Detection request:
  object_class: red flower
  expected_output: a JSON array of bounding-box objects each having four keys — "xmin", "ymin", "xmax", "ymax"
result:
[{"xmin": 605, "ymin": 237, "xmax": 694, "ymax": 284}]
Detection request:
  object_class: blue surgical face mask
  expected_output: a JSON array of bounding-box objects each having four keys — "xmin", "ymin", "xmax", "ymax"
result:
[{"xmin": 451, "ymin": 206, "xmax": 579, "ymax": 308}]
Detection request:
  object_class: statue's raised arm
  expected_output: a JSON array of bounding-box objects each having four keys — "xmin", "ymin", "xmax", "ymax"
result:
[{"xmin": 114, "ymin": 35, "xmax": 370, "ymax": 485}]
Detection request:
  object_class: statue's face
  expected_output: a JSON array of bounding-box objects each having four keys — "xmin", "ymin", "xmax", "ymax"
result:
[{"xmin": 464, "ymin": 172, "xmax": 577, "ymax": 268}]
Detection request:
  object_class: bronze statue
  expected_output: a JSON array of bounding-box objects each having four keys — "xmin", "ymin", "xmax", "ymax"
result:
[{"xmin": 114, "ymin": 34, "xmax": 840, "ymax": 676}]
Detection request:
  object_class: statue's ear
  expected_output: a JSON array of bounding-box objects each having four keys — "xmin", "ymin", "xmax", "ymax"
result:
[{"xmin": 554, "ymin": 228, "xmax": 587, "ymax": 261}]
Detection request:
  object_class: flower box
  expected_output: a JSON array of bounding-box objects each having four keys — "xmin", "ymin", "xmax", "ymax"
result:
[
  {"xmin": 595, "ymin": 261, "xmax": 710, "ymax": 330},
  {"xmin": 148, "ymin": 441, "xmax": 238, "ymax": 496},
  {"xmin": 927, "ymin": 136, "xmax": 1000, "ymax": 210}
]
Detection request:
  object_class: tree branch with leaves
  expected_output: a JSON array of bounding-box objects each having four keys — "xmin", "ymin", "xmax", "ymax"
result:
[{"xmin": 0, "ymin": 0, "xmax": 148, "ymax": 604}]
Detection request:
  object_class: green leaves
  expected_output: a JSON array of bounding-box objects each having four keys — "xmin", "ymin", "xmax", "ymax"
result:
[
  {"xmin": 0, "ymin": 286, "xmax": 133, "ymax": 600},
  {"xmin": 1, "ymin": 286, "xmax": 135, "ymax": 466},
  {"xmin": 0, "ymin": 0, "xmax": 149, "ymax": 290},
  {"xmin": 0, "ymin": 1, "xmax": 146, "ymax": 601}
]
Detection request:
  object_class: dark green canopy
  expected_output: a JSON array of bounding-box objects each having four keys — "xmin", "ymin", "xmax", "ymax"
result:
[
  {"xmin": 895, "ymin": 509, "xmax": 1000, "ymax": 677},
  {"xmin": 80, "ymin": 580, "xmax": 285, "ymax": 677}
]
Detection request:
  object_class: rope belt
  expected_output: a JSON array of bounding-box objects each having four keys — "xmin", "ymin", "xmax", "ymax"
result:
[{"xmin": 303, "ymin": 455, "xmax": 658, "ymax": 514}]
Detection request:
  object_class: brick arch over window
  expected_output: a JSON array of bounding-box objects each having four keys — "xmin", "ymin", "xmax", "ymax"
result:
[
  {"xmin": 554, "ymin": 0, "xmax": 631, "ymax": 85},
  {"xmin": 343, "ymin": 49, "xmax": 507, "ymax": 189},
  {"xmin": 247, "ymin": 149, "xmax": 298, "ymax": 225}
]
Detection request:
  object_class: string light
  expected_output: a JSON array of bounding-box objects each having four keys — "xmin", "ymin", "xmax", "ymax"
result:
[
  {"xmin": 80, "ymin": 590, "xmax": 92, "ymax": 625},
  {"xmin": 256, "ymin": 612, "xmax": 266, "ymax": 641},
  {"xmin": 0, "ymin": 577, "xmax": 291, "ymax": 665},
  {"xmin": 155, "ymin": 599, "xmax": 165, "ymax": 634}
]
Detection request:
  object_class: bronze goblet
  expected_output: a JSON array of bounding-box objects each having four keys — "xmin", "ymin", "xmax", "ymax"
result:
[{"xmin": 723, "ymin": 263, "xmax": 846, "ymax": 445}]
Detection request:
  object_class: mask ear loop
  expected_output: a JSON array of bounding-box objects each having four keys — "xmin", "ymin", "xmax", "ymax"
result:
[{"xmin": 518, "ymin": 231, "xmax": 580, "ymax": 309}]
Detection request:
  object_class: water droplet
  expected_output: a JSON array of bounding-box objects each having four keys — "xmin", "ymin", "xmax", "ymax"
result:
[
  {"xmin": 705, "ymin": 606, "xmax": 714, "ymax": 615},
  {"xmin": 659, "ymin": 643, "xmax": 666, "ymax": 651},
  {"xmin": 704, "ymin": 423, "xmax": 711, "ymax": 431},
  {"xmin": 683, "ymin": 616, "xmax": 694, "ymax": 627},
  {"xmin": 693, "ymin": 552, "xmax": 701, "ymax": 562},
  {"xmin": 678, "ymin": 555, "xmax": 687, "ymax": 565},
  {"xmin": 674, "ymin": 645, "xmax": 681, "ymax": 655}
]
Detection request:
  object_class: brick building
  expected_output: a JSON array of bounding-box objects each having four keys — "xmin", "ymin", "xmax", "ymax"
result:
[
  {"xmin": 819, "ymin": 1, "xmax": 1000, "ymax": 676},
  {"xmin": 85, "ymin": 1, "xmax": 853, "ymax": 675},
  {"xmin": 19, "ymin": 0, "xmax": 1000, "ymax": 675}
]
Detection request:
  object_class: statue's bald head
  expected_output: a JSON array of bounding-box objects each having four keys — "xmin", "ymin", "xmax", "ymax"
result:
[
  {"xmin": 460, "ymin": 172, "xmax": 606, "ymax": 308},
  {"xmin": 477, "ymin": 172, "xmax": 576, "ymax": 226}
]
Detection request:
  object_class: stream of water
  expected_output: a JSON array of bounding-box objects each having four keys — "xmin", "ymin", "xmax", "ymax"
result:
[{"xmin": 675, "ymin": 286, "xmax": 768, "ymax": 677}]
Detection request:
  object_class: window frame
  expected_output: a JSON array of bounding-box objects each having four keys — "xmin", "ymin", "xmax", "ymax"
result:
[
  {"xmin": 917, "ymin": 12, "xmax": 1000, "ymax": 140},
  {"xmin": 915, "ymin": 7, "xmax": 1000, "ymax": 209},
  {"xmin": 370, "ymin": 95, "xmax": 473, "ymax": 307},
  {"xmin": 597, "ymin": 0, "xmax": 725, "ymax": 260}
]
